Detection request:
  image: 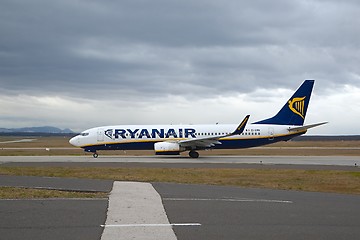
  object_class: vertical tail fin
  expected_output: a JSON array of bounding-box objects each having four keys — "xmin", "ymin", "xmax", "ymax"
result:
[{"xmin": 254, "ymin": 80, "xmax": 314, "ymax": 126}]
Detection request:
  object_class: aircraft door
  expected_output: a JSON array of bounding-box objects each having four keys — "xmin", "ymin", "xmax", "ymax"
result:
[
  {"xmin": 268, "ymin": 127, "xmax": 274, "ymax": 140},
  {"xmin": 97, "ymin": 128, "xmax": 104, "ymax": 142}
]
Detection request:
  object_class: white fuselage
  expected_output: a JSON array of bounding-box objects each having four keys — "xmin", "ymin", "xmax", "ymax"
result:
[{"xmin": 69, "ymin": 123, "xmax": 304, "ymax": 151}]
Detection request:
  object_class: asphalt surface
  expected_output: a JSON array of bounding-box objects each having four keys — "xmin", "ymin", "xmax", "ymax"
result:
[
  {"xmin": 154, "ymin": 183, "xmax": 360, "ymax": 240},
  {"xmin": 2, "ymin": 161, "xmax": 359, "ymax": 171},
  {"xmin": 0, "ymin": 155, "xmax": 359, "ymax": 166},
  {"xmin": 0, "ymin": 199, "xmax": 108, "ymax": 240}
]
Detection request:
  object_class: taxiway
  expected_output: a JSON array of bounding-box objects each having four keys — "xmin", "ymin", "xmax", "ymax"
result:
[{"xmin": 0, "ymin": 155, "xmax": 358, "ymax": 166}]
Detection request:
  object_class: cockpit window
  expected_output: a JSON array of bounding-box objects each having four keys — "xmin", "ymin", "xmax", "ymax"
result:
[{"xmin": 80, "ymin": 132, "xmax": 89, "ymax": 136}]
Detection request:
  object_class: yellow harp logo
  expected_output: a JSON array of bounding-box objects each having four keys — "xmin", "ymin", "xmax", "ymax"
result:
[{"xmin": 288, "ymin": 97, "xmax": 306, "ymax": 119}]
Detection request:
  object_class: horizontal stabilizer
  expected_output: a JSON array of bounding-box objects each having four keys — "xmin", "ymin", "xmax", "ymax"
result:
[{"xmin": 288, "ymin": 122, "xmax": 328, "ymax": 132}]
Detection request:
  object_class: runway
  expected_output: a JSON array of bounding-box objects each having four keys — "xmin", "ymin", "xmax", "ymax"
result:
[{"xmin": 0, "ymin": 155, "xmax": 358, "ymax": 167}]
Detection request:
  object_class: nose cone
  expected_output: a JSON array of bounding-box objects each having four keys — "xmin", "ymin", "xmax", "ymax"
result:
[{"xmin": 69, "ymin": 136, "xmax": 79, "ymax": 147}]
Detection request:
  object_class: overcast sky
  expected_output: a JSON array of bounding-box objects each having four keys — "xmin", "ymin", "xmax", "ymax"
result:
[{"xmin": 0, "ymin": 0, "xmax": 359, "ymax": 134}]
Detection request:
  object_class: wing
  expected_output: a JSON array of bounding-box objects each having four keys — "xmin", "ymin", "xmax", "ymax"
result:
[{"xmin": 179, "ymin": 115, "xmax": 250, "ymax": 149}]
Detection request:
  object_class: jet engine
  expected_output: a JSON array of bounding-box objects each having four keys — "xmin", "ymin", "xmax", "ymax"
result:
[{"xmin": 154, "ymin": 142, "xmax": 182, "ymax": 155}]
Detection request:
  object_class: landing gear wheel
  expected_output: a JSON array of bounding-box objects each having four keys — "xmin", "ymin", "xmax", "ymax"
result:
[
  {"xmin": 189, "ymin": 150, "xmax": 199, "ymax": 158},
  {"xmin": 93, "ymin": 152, "xmax": 98, "ymax": 158}
]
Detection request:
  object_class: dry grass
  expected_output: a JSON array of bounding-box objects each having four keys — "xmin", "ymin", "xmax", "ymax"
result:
[
  {"xmin": 0, "ymin": 186, "xmax": 108, "ymax": 199},
  {"xmin": 1, "ymin": 167, "xmax": 359, "ymax": 195},
  {"xmin": 0, "ymin": 148, "xmax": 84, "ymax": 156}
]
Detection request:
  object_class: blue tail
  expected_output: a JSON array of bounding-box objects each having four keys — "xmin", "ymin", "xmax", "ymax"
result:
[{"xmin": 254, "ymin": 80, "xmax": 314, "ymax": 126}]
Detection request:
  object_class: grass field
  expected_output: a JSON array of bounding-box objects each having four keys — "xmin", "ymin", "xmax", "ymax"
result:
[{"xmin": 0, "ymin": 167, "xmax": 359, "ymax": 195}]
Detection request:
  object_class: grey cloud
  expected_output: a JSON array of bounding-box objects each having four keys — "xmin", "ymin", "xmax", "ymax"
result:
[{"xmin": 0, "ymin": 0, "xmax": 359, "ymax": 102}]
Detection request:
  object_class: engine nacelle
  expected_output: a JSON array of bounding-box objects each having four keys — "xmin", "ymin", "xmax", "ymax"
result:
[{"xmin": 154, "ymin": 142, "xmax": 182, "ymax": 155}]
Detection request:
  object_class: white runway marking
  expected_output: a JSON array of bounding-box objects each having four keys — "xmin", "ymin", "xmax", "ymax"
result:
[
  {"xmin": 101, "ymin": 181, "xmax": 179, "ymax": 240},
  {"xmin": 164, "ymin": 197, "xmax": 293, "ymax": 203},
  {"xmin": 101, "ymin": 223, "xmax": 201, "ymax": 227}
]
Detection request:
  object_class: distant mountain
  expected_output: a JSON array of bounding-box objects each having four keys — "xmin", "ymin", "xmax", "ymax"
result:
[{"xmin": 0, "ymin": 126, "xmax": 74, "ymax": 133}]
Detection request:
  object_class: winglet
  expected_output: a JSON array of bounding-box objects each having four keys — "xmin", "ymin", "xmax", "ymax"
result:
[{"xmin": 231, "ymin": 115, "xmax": 250, "ymax": 135}]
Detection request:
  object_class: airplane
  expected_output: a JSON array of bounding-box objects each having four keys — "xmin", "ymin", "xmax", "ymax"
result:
[{"xmin": 69, "ymin": 80, "xmax": 327, "ymax": 158}]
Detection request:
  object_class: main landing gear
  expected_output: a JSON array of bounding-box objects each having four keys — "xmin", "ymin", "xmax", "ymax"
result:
[
  {"xmin": 189, "ymin": 150, "xmax": 199, "ymax": 158},
  {"xmin": 92, "ymin": 152, "xmax": 98, "ymax": 158}
]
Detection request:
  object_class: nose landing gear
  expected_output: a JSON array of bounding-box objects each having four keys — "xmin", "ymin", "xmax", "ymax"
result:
[{"xmin": 84, "ymin": 148, "xmax": 99, "ymax": 158}]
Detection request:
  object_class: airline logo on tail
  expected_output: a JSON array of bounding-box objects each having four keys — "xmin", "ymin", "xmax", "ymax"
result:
[{"xmin": 288, "ymin": 96, "xmax": 306, "ymax": 119}]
